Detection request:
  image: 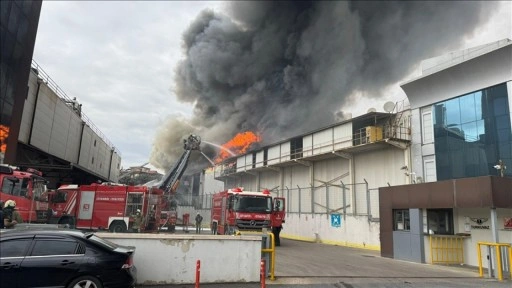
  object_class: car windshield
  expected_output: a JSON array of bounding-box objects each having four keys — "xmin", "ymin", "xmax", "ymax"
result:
[
  {"xmin": 234, "ymin": 196, "xmax": 272, "ymax": 213},
  {"xmin": 86, "ymin": 234, "xmax": 119, "ymax": 250}
]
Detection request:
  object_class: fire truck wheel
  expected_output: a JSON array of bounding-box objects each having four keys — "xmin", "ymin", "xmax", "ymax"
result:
[
  {"xmin": 109, "ymin": 221, "xmax": 127, "ymax": 233},
  {"xmin": 58, "ymin": 217, "xmax": 74, "ymax": 228},
  {"xmin": 67, "ymin": 275, "xmax": 102, "ymax": 288}
]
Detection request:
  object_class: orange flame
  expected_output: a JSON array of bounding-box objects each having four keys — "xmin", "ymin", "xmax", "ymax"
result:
[
  {"xmin": 215, "ymin": 131, "xmax": 261, "ymax": 163},
  {"xmin": 0, "ymin": 125, "xmax": 9, "ymax": 153}
]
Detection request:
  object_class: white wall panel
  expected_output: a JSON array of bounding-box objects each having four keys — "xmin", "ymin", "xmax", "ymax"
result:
[
  {"xmin": 303, "ymin": 135, "xmax": 313, "ymax": 157},
  {"xmin": 48, "ymin": 100, "xmax": 72, "ymax": 159},
  {"xmin": 402, "ymin": 45, "xmax": 511, "ymax": 109},
  {"xmin": 78, "ymin": 125, "xmax": 93, "ymax": 170},
  {"xmin": 333, "ymin": 123, "xmax": 352, "ymax": 150},
  {"xmin": 30, "ymin": 85, "xmax": 56, "ymax": 152},
  {"xmin": 313, "ymin": 129, "xmax": 332, "ymax": 155},
  {"xmin": 280, "ymin": 142, "xmax": 290, "ymax": 162},
  {"xmin": 267, "ymin": 145, "xmax": 280, "ymax": 165},
  {"xmin": 259, "ymin": 170, "xmax": 279, "ymax": 192},
  {"xmin": 255, "ymin": 151, "xmax": 264, "ymax": 168},
  {"xmin": 313, "ymin": 158, "xmax": 349, "ymax": 214},
  {"xmin": 236, "ymin": 156, "xmax": 246, "ymax": 173},
  {"xmin": 94, "ymin": 138, "xmax": 111, "ymax": 178},
  {"xmin": 19, "ymin": 73, "xmax": 39, "ymax": 143},
  {"xmin": 64, "ymin": 118, "xmax": 82, "ymax": 163},
  {"xmin": 109, "ymin": 152, "xmax": 121, "ymax": 182},
  {"xmin": 354, "ymin": 148, "xmax": 406, "ymax": 189}
]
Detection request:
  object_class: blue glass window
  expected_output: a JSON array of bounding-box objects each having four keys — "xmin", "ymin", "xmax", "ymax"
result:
[{"xmin": 433, "ymin": 83, "xmax": 511, "ymax": 180}]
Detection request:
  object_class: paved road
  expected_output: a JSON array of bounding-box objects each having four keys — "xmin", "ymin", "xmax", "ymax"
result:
[{"xmin": 139, "ymin": 238, "xmax": 511, "ymax": 288}]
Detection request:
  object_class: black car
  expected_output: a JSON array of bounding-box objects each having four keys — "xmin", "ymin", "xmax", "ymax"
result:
[{"xmin": 0, "ymin": 227, "xmax": 136, "ymax": 288}]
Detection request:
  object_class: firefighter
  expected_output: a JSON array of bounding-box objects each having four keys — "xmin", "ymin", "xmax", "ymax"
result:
[
  {"xmin": 3, "ymin": 200, "xmax": 22, "ymax": 228},
  {"xmin": 195, "ymin": 212, "xmax": 203, "ymax": 234},
  {"xmin": 132, "ymin": 209, "xmax": 143, "ymax": 233}
]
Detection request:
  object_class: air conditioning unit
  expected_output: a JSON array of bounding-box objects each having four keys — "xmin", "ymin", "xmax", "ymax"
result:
[{"xmin": 365, "ymin": 126, "xmax": 383, "ymax": 143}]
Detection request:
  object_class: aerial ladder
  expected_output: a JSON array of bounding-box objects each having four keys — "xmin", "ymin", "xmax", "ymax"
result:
[{"xmin": 157, "ymin": 134, "xmax": 201, "ymax": 232}]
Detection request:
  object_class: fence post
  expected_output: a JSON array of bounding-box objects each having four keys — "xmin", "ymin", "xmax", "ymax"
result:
[
  {"xmin": 195, "ymin": 260, "xmax": 200, "ymax": 288},
  {"xmin": 285, "ymin": 186, "xmax": 289, "ymax": 213},
  {"xmin": 310, "ymin": 183, "xmax": 314, "ymax": 215},
  {"xmin": 364, "ymin": 178, "xmax": 370, "ymax": 221},
  {"xmin": 297, "ymin": 185, "xmax": 301, "ymax": 217},
  {"xmin": 341, "ymin": 181, "xmax": 346, "ymax": 218},
  {"xmin": 326, "ymin": 184, "xmax": 329, "ymax": 219}
]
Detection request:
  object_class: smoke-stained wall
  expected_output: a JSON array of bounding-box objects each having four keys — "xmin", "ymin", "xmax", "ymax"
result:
[{"xmin": 150, "ymin": 1, "xmax": 500, "ymax": 171}]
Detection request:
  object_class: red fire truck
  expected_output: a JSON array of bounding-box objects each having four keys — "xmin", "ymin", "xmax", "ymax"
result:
[
  {"xmin": 210, "ymin": 187, "xmax": 285, "ymax": 237},
  {"xmin": 0, "ymin": 164, "xmax": 49, "ymax": 223},
  {"xmin": 47, "ymin": 134, "xmax": 201, "ymax": 232}
]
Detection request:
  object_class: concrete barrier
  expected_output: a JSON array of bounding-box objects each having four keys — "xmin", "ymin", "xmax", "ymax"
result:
[{"xmin": 97, "ymin": 233, "xmax": 262, "ymax": 285}]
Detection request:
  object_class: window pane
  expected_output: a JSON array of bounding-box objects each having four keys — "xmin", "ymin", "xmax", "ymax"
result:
[
  {"xmin": 460, "ymin": 93, "xmax": 476, "ymax": 124},
  {"xmin": 0, "ymin": 239, "xmax": 31, "ymax": 257},
  {"xmin": 434, "ymin": 83, "xmax": 511, "ymax": 179},
  {"xmin": 475, "ymin": 91, "xmax": 483, "ymax": 120},
  {"xmin": 444, "ymin": 98, "xmax": 461, "ymax": 127},
  {"xmin": 393, "ymin": 209, "xmax": 410, "ymax": 231},
  {"xmin": 427, "ymin": 209, "xmax": 453, "ymax": 235},
  {"xmin": 461, "ymin": 122, "xmax": 478, "ymax": 142},
  {"xmin": 31, "ymin": 240, "xmax": 78, "ymax": 256}
]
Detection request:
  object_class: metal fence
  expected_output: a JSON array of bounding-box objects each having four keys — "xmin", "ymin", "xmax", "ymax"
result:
[
  {"xmin": 177, "ymin": 181, "xmax": 381, "ymax": 221},
  {"xmin": 279, "ymin": 182, "xmax": 380, "ymax": 221}
]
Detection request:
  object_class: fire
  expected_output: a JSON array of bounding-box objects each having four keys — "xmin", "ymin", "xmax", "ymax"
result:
[
  {"xmin": 215, "ymin": 131, "xmax": 261, "ymax": 163},
  {"xmin": 0, "ymin": 125, "xmax": 9, "ymax": 153}
]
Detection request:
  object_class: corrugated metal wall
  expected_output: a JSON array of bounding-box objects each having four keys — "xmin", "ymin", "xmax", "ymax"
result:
[{"xmin": 19, "ymin": 71, "xmax": 120, "ymax": 181}]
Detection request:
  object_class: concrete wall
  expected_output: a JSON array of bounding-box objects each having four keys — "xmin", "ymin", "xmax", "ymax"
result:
[
  {"xmin": 281, "ymin": 214, "xmax": 380, "ymax": 250},
  {"xmin": 98, "ymin": 233, "xmax": 262, "ymax": 285}
]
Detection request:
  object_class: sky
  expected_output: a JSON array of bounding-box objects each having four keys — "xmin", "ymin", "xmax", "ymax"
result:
[{"xmin": 33, "ymin": 1, "xmax": 512, "ymax": 172}]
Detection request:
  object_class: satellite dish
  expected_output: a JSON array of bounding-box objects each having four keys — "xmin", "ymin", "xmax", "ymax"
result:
[
  {"xmin": 367, "ymin": 108, "xmax": 376, "ymax": 113},
  {"xmin": 383, "ymin": 101, "xmax": 395, "ymax": 113}
]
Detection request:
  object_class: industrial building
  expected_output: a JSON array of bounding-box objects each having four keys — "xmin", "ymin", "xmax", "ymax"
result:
[{"xmin": 201, "ymin": 39, "xmax": 512, "ymax": 269}]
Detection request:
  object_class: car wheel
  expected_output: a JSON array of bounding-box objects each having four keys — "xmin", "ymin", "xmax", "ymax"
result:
[
  {"xmin": 109, "ymin": 221, "xmax": 127, "ymax": 233},
  {"xmin": 67, "ymin": 275, "xmax": 103, "ymax": 288}
]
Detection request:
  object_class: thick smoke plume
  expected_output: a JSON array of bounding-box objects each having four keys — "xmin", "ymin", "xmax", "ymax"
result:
[{"xmin": 150, "ymin": 1, "xmax": 499, "ymax": 171}]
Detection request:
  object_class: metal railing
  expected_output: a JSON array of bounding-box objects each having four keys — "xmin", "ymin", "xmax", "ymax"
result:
[{"xmin": 477, "ymin": 242, "xmax": 512, "ymax": 281}]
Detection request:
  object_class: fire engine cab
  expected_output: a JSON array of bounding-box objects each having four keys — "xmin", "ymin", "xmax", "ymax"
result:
[
  {"xmin": 0, "ymin": 164, "xmax": 48, "ymax": 223},
  {"xmin": 210, "ymin": 187, "xmax": 285, "ymax": 236}
]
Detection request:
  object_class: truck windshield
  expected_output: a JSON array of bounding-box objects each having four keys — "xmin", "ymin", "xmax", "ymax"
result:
[
  {"xmin": 33, "ymin": 180, "xmax": 46, "ymax": 201},
  {"xmin": 52, "ymin": 190, "xmax": 68, "ymax": 203},
  {"xmin": 234, "ymin": 196, "xmax": 272, "ymax": 213},
  {"xmin": 1, "ymin": 178, "xmax": 29, "ymax": 197}
]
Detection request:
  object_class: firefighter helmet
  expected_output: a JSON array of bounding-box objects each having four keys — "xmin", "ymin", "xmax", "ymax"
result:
[{"xmin": 4, "ymin": 199, "xmax": 16, "ymax": 208}]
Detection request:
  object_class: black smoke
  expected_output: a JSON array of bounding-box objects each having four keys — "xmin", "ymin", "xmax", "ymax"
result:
[{"xmin": 150, "ymin": 1, "xmax": 500, "ymax": 171}]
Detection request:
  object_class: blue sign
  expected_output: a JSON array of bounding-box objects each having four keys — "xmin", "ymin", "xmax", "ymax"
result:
[{"xmin": 331, "ymin": 213, "xmax": 341, "ymax": 228}]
